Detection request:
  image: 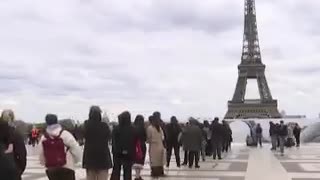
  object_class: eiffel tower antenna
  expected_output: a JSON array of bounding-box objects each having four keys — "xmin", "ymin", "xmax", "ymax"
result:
[{"xmin": 224, "ymin": 0, "xmax": 281, "ymax": 119}]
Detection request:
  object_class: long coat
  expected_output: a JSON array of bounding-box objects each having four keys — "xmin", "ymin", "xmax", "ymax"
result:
[
  {"xmin": 181, "ymin": 125, "xmax": 202, "ymax": 152},
  {"xmin": 83, "ymin": 120, "xmax": 113, "ymax": 170},
  {"xmin": 147, "ymin": 126, "xmax": 165, "ymax": 167}
]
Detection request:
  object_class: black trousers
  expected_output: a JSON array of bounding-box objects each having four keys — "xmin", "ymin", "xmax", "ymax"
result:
[
  {"xmin": 295, "ymin": 135, "xmax": 300, "ymax": 146},
  {"xmin": 257, "ymin": 136, "xmax": 262, "ymax": 147},
  {"xmin": 205, "ymin": 139, "xmax": 212, "ymax": 155},
  {"xmin": 166, "ymin": 144, "xmax": 180, "ymax": 167},
  {"xmin": 110, "ymin": 157, "xmax": 132, "ymax": 180},
  {"xmin": 222, "ymin": 140, "xmax": 230, "ymax": 152},
  {"xmin": 188, "ymin": 151, "xmax": 199, "ymax": 167},
  {"xmin": 183, "ymin": 150, "xmax": 189, "ymax": 164},
  {"xmin": 46, "ymin": 168, "xmax": 75, "ymax": 180},
  {"xmin": 212, "ymin": 141, "xmax": 222, "ymax": 159}
]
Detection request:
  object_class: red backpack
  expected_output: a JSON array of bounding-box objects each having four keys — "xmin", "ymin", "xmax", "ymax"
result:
[
  {"xmin": 135, "ymin": 140, "xmax": 143, "ymax": 161},
  {"xmin": 42, "ymin": 130, "xmax": 67, "ymax": 168}
]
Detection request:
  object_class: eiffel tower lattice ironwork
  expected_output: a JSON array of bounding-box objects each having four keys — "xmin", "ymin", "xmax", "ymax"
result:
[{"xmin": 224, "ymin": 0, "xmax": 281, "ymax": 119}]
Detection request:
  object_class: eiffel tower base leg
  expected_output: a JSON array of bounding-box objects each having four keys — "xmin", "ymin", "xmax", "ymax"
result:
[{"xmin": 225, "ymin": 100, "xmax": 281, "ymax": 119}]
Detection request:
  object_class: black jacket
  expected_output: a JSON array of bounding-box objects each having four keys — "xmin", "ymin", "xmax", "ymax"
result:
[
  {"xmin": 165, "ymin": 123, "xmax": 182, "ymax": 146},
  {"xmin": 112, "ymin": 124, "xmax": 135, "ymax": 161},
  {"xmin": 211, "ymin": 123, "xmax": 224, "ymax": 142},
  {"xmin": 83, "ymin": 120, "xmax": 113, "ymax": 170},
  {"xmin": 293, "ymin": 127, "xmax": 301, "ymax": 136},
  {"xmin": 278, "ymin": 125, "xmax": 288, "ymax": 136},
  {"xmin": 12, "ymin": 128, "xmax": 27, "ymax": 177},
  {"xmin": 269, "ymin": 124, "xmax": 277, "ymax": 136},
  {"xmin": 256, "ymin": 127, "xmax": 262, "ymax": 134}
]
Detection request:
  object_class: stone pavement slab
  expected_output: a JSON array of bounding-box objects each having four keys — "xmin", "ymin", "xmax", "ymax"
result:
[{"xmin": 22, "ymin": 143, "xmax": 320, "ymax": 180}]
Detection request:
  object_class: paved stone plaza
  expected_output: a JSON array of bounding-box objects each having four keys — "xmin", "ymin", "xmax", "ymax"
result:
[{"xmin": 22, "ymin": 143, "xmax": 320, "ymax": 180}]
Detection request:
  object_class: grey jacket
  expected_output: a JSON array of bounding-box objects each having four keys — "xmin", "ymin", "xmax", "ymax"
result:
[{"xmin": 182, "ymin": 125, "xmax": 203, "ymax": 151}]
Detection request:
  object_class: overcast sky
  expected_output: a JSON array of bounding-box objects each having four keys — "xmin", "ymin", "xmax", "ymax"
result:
[{"xmin": 0, "ymin": 0, "xmax": 320, "ymax": 122}]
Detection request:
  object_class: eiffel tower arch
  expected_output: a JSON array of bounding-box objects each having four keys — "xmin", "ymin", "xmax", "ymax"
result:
[{"xmin": 225, "ymin": 0, "xmax": 281, "ymax": 119}]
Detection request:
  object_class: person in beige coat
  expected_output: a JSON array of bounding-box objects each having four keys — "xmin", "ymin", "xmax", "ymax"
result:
[{"xmin": 147, "ymin": 116, "xmax": 165, "ymax": 178}]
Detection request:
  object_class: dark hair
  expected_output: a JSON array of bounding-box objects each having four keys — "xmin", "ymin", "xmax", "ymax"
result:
[
  {"xmin": 150, "ymin": 115, "xmax": 160, "ymax": 132},
  {"xmin": 134, "ymin": 115, "xmax": 145, "ymax": 128},
  {"xmin": 170, "ymin": 116, "xmax": 178, "ymax": 124},
  {"xmin": 118, "ymin": 111, "xmax": 131, "ymax": 127},
  {"xmin": 89, "ymin": 106, "xmax": 102, "ymax": 122},
  {"xmin": 153, "ymin": 111, "xmax": 161, "ymax": 120},
  {"xmin": 45, "ymin": 114, "xmax": 58, "ymax": 125}
]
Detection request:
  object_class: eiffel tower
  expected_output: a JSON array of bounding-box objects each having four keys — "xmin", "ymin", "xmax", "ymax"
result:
[{"xmin": 224, "ymin": 0, "xmax": 281, "ymax": 119}]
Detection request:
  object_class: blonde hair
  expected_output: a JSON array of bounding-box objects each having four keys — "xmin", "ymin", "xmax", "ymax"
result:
[{"xmin": 1, "ymin": 109, "xmax": 15, "ymax": 122}]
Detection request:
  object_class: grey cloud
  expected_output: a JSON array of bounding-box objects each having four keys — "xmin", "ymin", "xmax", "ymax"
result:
[{"xmin": 0, "ymin": 0, "xmax": 320, "ymax": 121}]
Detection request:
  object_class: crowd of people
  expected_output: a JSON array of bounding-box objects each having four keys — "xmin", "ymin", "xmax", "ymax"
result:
[
  {"xmin": 0, "ymin": 107, "xmax": 303, "ymax": 180},
  {"xmin": 252, "ymin": 121, "xmax": 301, "ymax": 156}
]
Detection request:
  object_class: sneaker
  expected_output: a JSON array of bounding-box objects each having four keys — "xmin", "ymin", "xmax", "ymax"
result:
[
  {"xmin": 218, "ymin": 157, "xmax": 222, "ymax": 160},
  {"xmin": 188, "ymin": 166, "xmax": 193, "ymax": 169},
  {"xmin": 195, "ymin": 165, "xmax": 200, "ymax": 169}
]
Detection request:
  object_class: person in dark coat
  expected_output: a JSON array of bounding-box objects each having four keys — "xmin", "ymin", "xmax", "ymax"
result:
[
  {"xmin": 293, "ymin": 123, "xmax": 301, "ymax": 147},
  {"xmin": 203, "ymin": 120, "xmax": 212, "ymax": 156},
  {"xmin": 165, "ymin": 116, "xmax": 182, "ymax": 168},
  {"xmin": 255, "ymin": 123, "xmax": 263, "ymax": 147},
  {"xmin": 278, "ymin": 121, "xmax": 288, "ymax": 156},
  {"xmin": 111, "ymin": 111, "xmax": 135, "ymax": 180},
  {"xmin": 1, "ymin": 110, "xmax": 26, "ymax": 180},
  {"xmin": 211, "ymin": 117, "xmax": 223, "ymax": 160},
  {"xmin": 182, "ymin": 118, "xmax": 202, "ymax": 168},
  {"xmin": 0, "ymin": 120, "xmax": 18, "ymax": 180},
  {"xmin": 182, "ymin": 122, "xmax": 190, "ymax": 166},
  {"xmin": 269, "ymin": 121, "xmax": 277, "ymax": 150},
  {"xmin": 132, "ymin": 115, "xmax": 147, "ymax": 180},
  {"xmin": 83, "ymin": 106, "xmax": 113, "ymax": 180},
  {"xmin": 222, "ymin": 120, "xmax": 232, "ymax": 153}
]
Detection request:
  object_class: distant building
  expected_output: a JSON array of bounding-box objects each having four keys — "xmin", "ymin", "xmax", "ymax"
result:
[{"xmin": 282, "ymin": 115, "xmax": 306, "ymax": 119}]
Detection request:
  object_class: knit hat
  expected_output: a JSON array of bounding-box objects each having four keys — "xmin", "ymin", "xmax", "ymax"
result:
[{"xmin": 45, "ymin": 114, "xmax": 58, "ymax": 125}]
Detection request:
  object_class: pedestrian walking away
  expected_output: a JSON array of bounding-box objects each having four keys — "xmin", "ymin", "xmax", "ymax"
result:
[
  {"xmin": 147, "ymin": 116, "xmax": 166, "ymax": 178},
  {"xmin": 293, "ymin": 123, "xmax": 301, "ymax": 147},
  {"xmin": 39, "ymin": 114, "xmax": 82, "ymax": 180},
  {"xmin": 0, "ymin": 120, "xmax": 18, "ymax": 180},
  {"xmin": 111, "ymin": 111, "xmax": 135, "ymax": 180},
  {"xmin": 1, "ymin": 110, "xmax": 27, "ymax": 180},
  {"xmin": 182, "ymin": 118, "xmax": 202, "ymax": 169},
  {"xmin": 211, "ymin": 118, "xmax": 223, "ymax": 160},
  {"xmin": 256, "ymin": 123, "xmax": 263, "ymax": 147},
  {"xmin": 269, "ymin": 121, "xmax": 277, "ymax": 151},
  {"xmin": 83, "ymin": 106, "xmax": 113, "ymax": 180},
  {"xmin": 165, "ymin": 116, "xmax": 182, "ymax": 168},
  {"xmin": 278, "ymin": 121, "xmax": 288, "ymax": 156},
  {"xmin": 132, "ymin": 115, "xmax": 147, "ymax": 180}
]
